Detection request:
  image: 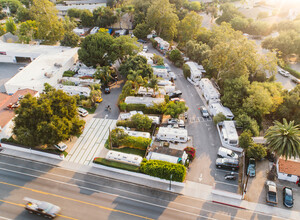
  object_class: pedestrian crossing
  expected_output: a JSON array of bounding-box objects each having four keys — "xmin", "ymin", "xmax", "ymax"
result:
[{"xmin": 66, "ymin": 118, "xmax": 117, "ymax": 166}]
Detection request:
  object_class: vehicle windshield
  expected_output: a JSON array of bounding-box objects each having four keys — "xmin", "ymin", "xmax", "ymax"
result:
[
  {"xmin": 230, "ymin": 152, "xmax": 236, "ymax": 157},
  {"xmin": 285, "ymin": 194, "xmax": 293, "ymax": 202}
]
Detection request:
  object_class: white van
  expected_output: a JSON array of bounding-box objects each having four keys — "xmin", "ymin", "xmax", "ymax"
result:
[
  {"xmin": 77, "ymin": 108, "xmax": 88, "ymax": 117},
  {"xmin": 217, "ymin": 147, "xmax": 238, "ymax": 159},
  {"xmin": 54, "ymin": 142, "xmax": 68, "ymax": 151}
]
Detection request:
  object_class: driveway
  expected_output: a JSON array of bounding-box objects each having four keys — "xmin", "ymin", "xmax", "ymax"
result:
[
  {"xmin": 0, "ymin": 63, "xmax": 25, "ymax": 93},
  {"xmin": 147, "ymin": 44, "xmax": 239, "ymax": 193}
]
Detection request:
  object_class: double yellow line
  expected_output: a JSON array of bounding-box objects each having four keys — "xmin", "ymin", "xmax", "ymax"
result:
[{"xmin": 0, "ymin": 181, "xmax": 153, "ymax": 220}]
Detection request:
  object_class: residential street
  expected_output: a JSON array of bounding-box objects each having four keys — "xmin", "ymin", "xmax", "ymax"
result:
[{"xmin": 0, "ymin": 154, "xmax": 284, "ymax": 220}]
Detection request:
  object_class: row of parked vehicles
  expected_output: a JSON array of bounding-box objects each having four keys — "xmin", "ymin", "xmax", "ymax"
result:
[{"xmin": 266, "ymin": 181, "xmax": 294, "ymax": 208}]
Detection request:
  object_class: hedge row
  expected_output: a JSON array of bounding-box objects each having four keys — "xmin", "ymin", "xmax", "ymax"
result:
[
  {"xmin": 140, "ymin": 159, "xmax": 186, "ymax": 182},
  {"xmin": 93, "ymin": 158, "xmax": 140, "ymax": 172},
  {"xmin": 282, "ymin": 65, "xmax": 300, "ymax": 79},
  {"xmin": 121, "ymin": 136, "xmax": 152, "ymax": 150}
]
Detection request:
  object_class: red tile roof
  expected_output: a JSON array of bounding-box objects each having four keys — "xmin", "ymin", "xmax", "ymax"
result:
[
  {"xmin": 278, "ymin": 157, "xmax": 300, "ymax": 177},
  {"xmin": 0, "ymin": 89, "xmax": 38, "ymax": 128}
]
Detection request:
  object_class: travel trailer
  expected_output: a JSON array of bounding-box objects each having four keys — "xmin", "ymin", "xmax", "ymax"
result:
[{"xmin": 156, "ymin": 127, "xmax": 189, "ymax": 143}]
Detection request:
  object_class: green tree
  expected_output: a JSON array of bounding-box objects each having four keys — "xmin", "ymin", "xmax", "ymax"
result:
[
  {"xmin": 182, "ymin": 63, "xmax": 191, "ymax": 79},
  {"xmin": 127, "ymin": 70, "xmax": 144, "ymax": 91},
  {"xmin": 0, "ymin": 25, "xmax": 5, "ymax": 36},
  {"xmin": 230, "ymin": 16, "xmax": 249, "ymax": 32},
  {"xmin": 0, "ymin": 0, "xmax": 22, "ymax": 14},
  {"xmin": 246, "ymin": 20, "xmax": 271, "ymax": 36},
  {"xmin": 60, "ymin": 31, "xmax": 80, "ymax": 47},
  {"xmin": 177, "ymin": 11, "xmax": 202, "ymax": 44},
  {"xmin": 163, "ymin": 101, "xmax": 188, "ymax": 118},
  {"xmin": 31, "ymin": 0, "xmax": 64, "ymax": 44},
  {"xmin": 265, "ymin": 119, "xmax": 300, "ymax": 160},
  {"xmin": 78, "ymin": 32, "xmax": 115, "ymax": 67},
  {"xmin": 146, "ymin": 0, "xmax": 179, "ymax": 41},
  {"xmin": 236, "ymin": 114, "xmax": 260, "ymax": 136},
  {"xmin": 147, "ymin": 75, "xmax": 159, "ymax": 95},
  {"xmin": 94, "ymin": 66, "xmax": 113, "ymax": 87},
  {"xmin": 133, "ymin": 22, "xmax": 150, "ymax": 39},
  {"xmin": 131, "ymin": 113, "xmax": 152, "ymax": 131},
  {"xmin": 63, "ymin": 16, "xmax": 76, "ymax": 32},
  {"xmin": 16, "ymin": 6, "xmax": 32, "ymax": 22},
  {"xmin": 213, "ymin": 113, "xmax": 226, "ymax": 125},
  {"xmin": 169, "ymin": 49, "xmax": 183, "ymax": 66},
  {"xmin": 5, "ymin": 17, "xmax": 16, "ymax": 34},
  {"xmin": 67, "ymin": 8, "xmax": 82, "ymax": 18},
  {"xmin": 239, "ymin": 130, "xmax": 254, "ymax": 149},
  {"xmin": 216, "ymin": 3, "xmax": 244, "ymax": 24},
  {"xmin": 246, "ymin": 144, "xmax": 267, "ymax": 160},
  {"xmin": 13, "ymin": 90, "xmax": 85, "ymax": 147},
  {"xmin": 257, "ymin": 11, "xmax": 269, "ymax": 19},
  {"xmin": 89, "ymin": 87, "xmax": 102, "ymax": 106},
  {"xmin": 185, "ymin": 40, "xmax": 211, "ymax": 64},
  {"xmin": 152, "ymin": 53, "xmax": 164, "ymax": 65},
  {"xmin": 93, "ymin": 6, "xmax": 117, "ymax": 28},
  {"xmin": 17, "ymin": 20, "xmax": 38, "ymax": 43},
  {"xmin": 119, "ymin": 55, "xmax": 153, "ymax": 78},
  {"xmin": 80, "ymin": 9, "xmax": 94, "ymax": 27}
]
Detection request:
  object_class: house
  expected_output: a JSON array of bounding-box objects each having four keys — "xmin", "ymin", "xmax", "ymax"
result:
[
  {"xmin": 199, "ymin": 78, "xmax": 220, "ymax": 103},
  {"xmin": 1, "ymin": 42, "xmax": 78, "ymax": 94},
  {"xmin": 56, "ymin": 85, "xmax": 91, "ymax": 97},
  {"xmin": 209, "ymin": 102, "xmax": 234, "ymax": 120},
  {"xmin": 277, "ymin": 157, "xmax": 300, "ymax": 183},
  {"xmin": 106, "ymin": 151, "xmax": 143, "ymax": 166},
  {"xmin": 146, "ymin": 146, "xmax": 188, "ymax": 164},
  {"xmin": 156, "ymin": 127, "xmax": 189, "ymax": 143},
  {"xmin": 185, "ymin": 61, "xmax": 205, "ymax": 82},
  {"xmin": 216, "ymin": 121, "xmax": 242, "ymax": 152},
  {"xmin": 154, "ymin": 37, "xmax": 170, "ymax": 50},
  {"xmin": 152, "ymin": 66, "xmax": 170, "ymax": 80},
  {"xmin": 124, "ymin": 96, "xmax": 165, "ymax": 107}
]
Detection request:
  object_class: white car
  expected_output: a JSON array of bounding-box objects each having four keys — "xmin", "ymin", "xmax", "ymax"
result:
[
  {"xmin": 278, "ymin": 69, "xmax": 289, "ymax": 77},
  {"xmin": 143, "ymin": 46, "xmax": 148, "ymax": 52},
  {"xmin": 77, "ymin": 107, "xmax": 88, "ymax": 117},
  {"xmin": 54, "ymin": 142, "xmax": 68, "ymax": 151}
]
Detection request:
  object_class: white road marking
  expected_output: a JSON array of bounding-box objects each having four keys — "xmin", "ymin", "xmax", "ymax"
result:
[
  {"xmin": 214, "ymin": 180, "xmax": 239, "ymax": 187},
  {"xmin": 199, "ymin": 173, "xmax": 203, "ymax": 182}
]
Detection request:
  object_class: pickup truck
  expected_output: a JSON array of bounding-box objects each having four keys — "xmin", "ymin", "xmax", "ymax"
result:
[{"xmin": 266, "ymin": 181, "xmax": 278, "ymax": 206}]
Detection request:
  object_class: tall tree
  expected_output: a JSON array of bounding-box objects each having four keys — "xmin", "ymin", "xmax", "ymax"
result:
[
  {"xmin": 265, "ymin": 119, "xmax": 300, "ymax": 160},
  {"xmin": 17, "ymin": 20, "xmax": 38, "ymax": 43},
  {"xmin": 94, "ymin": 66, "xmax": 113, "ymax": 86},
  {"xmin": 31, "ymin": 0, "xmax": 64, "ymax": 43},
  {"xmin": 127, "ymin": 70, "xmax": 144, "ymax": 91},
  {"xmin": 119, "ymin": 55, "xmax": 153, "ymax": 78},
  {"xmin": 60, "ymin": 32, "xmax": 80, "ymax": 47},
  {"xmin": 5, "ymin": 17, "xmax": 16, "ymax": 34},
  {"xmin": 146, "ymin": 0, "xmax": 179, "ymax": 41},
  {"xmin": 147, "ymin": 75, "xmax": 159, "ymax": 96}
]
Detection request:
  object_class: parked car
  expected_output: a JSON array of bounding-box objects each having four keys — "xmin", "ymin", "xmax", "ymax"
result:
[
  {"xmin": 77, "ymin": 107, "xmax": 88, "ymax": 117},
  {"xmin": 143, "ymin": 46, "xmax": 148, "ymax": 52},
  {"xmin": 217, "ymin": 147, "xmax": 239, "ymax": 160},
  {"xmin": 95, "ymin": 97, "xmax": 103, "ymax": 103},
  {"xmin": 291, "ymin": 78, "xmax": 300, "ymax": 84},
  {"xmin": 278, "ymin": 69, "xmax": 289, "ymax": 77},
  {"xmin": 216, "ymin": 158, "xmax": 239, "ymax": 170},
  {"xmin": 167, "ymin": 118, "xmax": 185, "ymax": 127},
  {"xmin": 247, "ymin": 158, "xmax": 256, "ymax": 177},
  {"xmin": 283, "ymin": 187, "xmax": 294, "ymax": 208},
  {"xmin": 53, "ymin": 142, "xmax": 68, "ymax": 152},
  {"xmin": 169, "ymin": 71, "xmax": 176, "ymax": 80},
  {"xmin": 104, "ymin": 87, "xmax": 111, "ymax": 94},
  {"xmin": 137, "ymin": 39, "xmax": 147, "ymax": 44},
  {"xmin": 200, "ymin": 106, "xmax": 209, "ymax": 118},
  {"xmin": 170, "ymin": 97, "xmax": 185, "ymax": 103},
  {"xmin": 24, "ymin": 197, "xmax": 61, "ymax": 219},
  {"xmin": 168, "ymin": 90, "xmax": 182, "ymax": 99},
  {"xmin": 266, "ymin": 181, "xmax": 278, "ymax": 206}
]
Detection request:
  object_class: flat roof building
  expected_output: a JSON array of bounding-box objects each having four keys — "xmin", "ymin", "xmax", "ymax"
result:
[{"xmin": 124, "ymin": 96, "xmax": 165, "ymax": 107}]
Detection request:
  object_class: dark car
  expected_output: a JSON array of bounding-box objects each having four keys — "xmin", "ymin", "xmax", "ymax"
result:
[
  {"xmin": 283, "ymin": 187, "xmax": 294, "ymax": 208},
  {"xmin": 247, "ymin": 158, "xmax": 256, "ymax": 177},
  {"xmin": 168, "ymin": 90, "xmax": 182, "ymax": 99},
  {"xmin": 216, "ymin": 158, "xmax": 239, "ymax": 170},
  {"xmin": 24, "ymin": 197, "xmax": 61, "ymax": 219},
  {"xmin": 137, "ymin": 39, "xmax": 147, "ymax": 44},
  {"xmin": 104, "ymin": 87, "xmax": 111, "ymax": 94}
]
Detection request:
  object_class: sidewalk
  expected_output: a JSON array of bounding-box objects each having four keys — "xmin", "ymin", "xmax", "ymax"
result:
[{"xmin": 1, "ymin": 147, "xmax": 300, "ymax": 219}]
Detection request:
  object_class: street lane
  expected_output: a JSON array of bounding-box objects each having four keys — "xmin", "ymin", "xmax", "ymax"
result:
[{"xmin": 0, "ymin": 154, "xmax": 285, "ymax": 220}]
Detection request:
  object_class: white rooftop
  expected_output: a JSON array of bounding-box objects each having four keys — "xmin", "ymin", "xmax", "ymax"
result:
[
  {"xmin": 200, "ymin": 78, "xmax": 220, "ymax": 99},
  {"xmin": 223, "ymin": 121, "xmax": 239, "ymax": 141},
  {"xmin": 124, "ymin": 96, "xmax": 165, "ymax": 106},
  {"xmin": 3, "ymin": 42, "xmax": 78, "ymax": 94},
  {"xmin": 157, "ymin": 127, "xmax": 188, "ymax": 136},
  {"xmin": 146, "ymin": 152, "xmax": 179, "ymax": 164}
]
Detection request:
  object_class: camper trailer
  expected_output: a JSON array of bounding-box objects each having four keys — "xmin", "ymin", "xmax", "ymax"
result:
[
  {"xmin": 220, "ymin": 121, "xmax": 239, "ymax": 147},
  {"xmin": 199, "ymin": 78, "xmax": 220, "ymax": 103},
  {"xmin": 156, "ymin": 127, "xmax": 189, "ymax": 143},
  {"xmin": 56, "ymin": 85, "xmax": 91, "ymax": 97},
  {"xmin": 153, "ymin": 67, "xmax": 171, "ymax": 80},
  {"xmin": 117, "ymin": 126, "xmax": 151, "ymax": 139},
  {"xmin": 124, "ymin": 96, "xmax": 165, "ymax": 106},
  {"xmin": 185, "ymin": 61, "xmax": 204, "ymax": 82},
  {"xmin": 209, "ymin": 102, "xmax": 234, "ymax": 120},
  {"xmin": 106, "ymin": 151, "xmax": 143, "ymax": 166}
]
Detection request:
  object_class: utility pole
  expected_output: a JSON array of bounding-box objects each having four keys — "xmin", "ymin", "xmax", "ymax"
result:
[{"xmin": 169, "ymin": 174, "xmax": 173, "ymax": 191}]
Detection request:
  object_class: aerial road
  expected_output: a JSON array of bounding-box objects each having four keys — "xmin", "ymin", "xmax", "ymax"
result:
[{"xmin": 0, "ymin": 154, "xmax": 283, "ymax": 220}]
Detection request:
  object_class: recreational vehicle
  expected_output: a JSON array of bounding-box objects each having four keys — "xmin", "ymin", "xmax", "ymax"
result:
[
  {"xmin": 185, "ymin": 61, "xmax": 204, "ymax": 82},
  {"xmin": 124, "ymin": 96, "xmax": 165, "ymax": 106},
  {"xmin": 220, "ymin": 121, "xmax": 239, "ymax": 147},
  {"xmin": 199, "ymin": 78, "xmax": 220, "ymax": 102},
  {"xmin": 156, "ymin": 127, "xmax": 189, "ymax": 143},
  {"xmin": 56, "ymin": 85, "xmax": 91, "ymax": 97},
  {"xmin": 209, "ymin": 102, "xmax": 234, "ymax": 120},
  {"xmin": 106, "ymin": 151, "xmax": 143, "ymax": 166}
]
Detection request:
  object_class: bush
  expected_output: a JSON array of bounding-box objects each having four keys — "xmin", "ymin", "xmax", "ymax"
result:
[
  {"xmin": 93, "ymin": 158, "xmax": 140, "ymax": 172},
  {"xmin": 236, "ymin": 114, "xmax": 259, "ymax": 136},
  {"xmin": 246, "ymin": 143, "xmax": 267, "ymax": 160},
  {"xmin": 184, "ymin": 147, "xmax": 196, "ymax": 161},
  {"xmin": 153, "ymin": 54, "xmax": 164, "ymax": 65},
  {"xmin": 169, "ymin": 49, "xmax": 183, "ymax": 67},
  {"xmin": 140, "ymin": 159, "xmax": 186, "ymax": 182},
  {"xmin": 63, "ymin": 70, "xmax": 76, "ymax": 77},
  {"xmin": 121, "ymin": 136, "xmax": 152, "ymax": 150},
  {"xmin": 213, "ymin": 113, "xmax": 226, "ymax": 125},
  {"xmin": 119, "ymin": 102, "xmax": 127, "ymax": 111},
  {"xmin": 257, "ymin": 11, "xmax": 269, "ymax": 19},
  {"xmin": 239, "ymin": 130, "xmax": 254, "ymax": 149},
  {"xmin": 182, "ymin": 64, "xmax": 191, "ymax": 79},
  {"xmin": 131, "ymin": 113, "xmax": 152, "ymax": 131},
  {"xmin": 62, "ymin": 81, "xmax": 76, "ymax": 86},
  {"xmin": 150, "ymin": 38, "xmax": 158, "ymax": 48}
]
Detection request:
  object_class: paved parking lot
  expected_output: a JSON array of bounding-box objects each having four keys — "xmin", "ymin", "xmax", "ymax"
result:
[
  {"xmin": 66, "ymin": 118, "xmax": 117, "ymax": 165},
  {"xmin": 0, "ymin": 63, "xmax": 25, "ymax": 92}
]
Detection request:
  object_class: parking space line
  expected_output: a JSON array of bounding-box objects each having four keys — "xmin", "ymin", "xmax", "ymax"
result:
[{"xmin": 214, "ymin": 180, "xmax": 239, "ymax": 187}]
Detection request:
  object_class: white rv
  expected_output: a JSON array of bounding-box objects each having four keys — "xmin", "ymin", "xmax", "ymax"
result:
[
  {"xmin": 156, "ymin": 127, "xmax": 189, "ymax": 143},
  {"xmin": 124, "ymin": 96, "xmax": 165, "ymax": 107},
  {"xmin": 220, "ymin": 121, "xmax": 239, "ymax": 147},
  {"xmin": 153, "ymin": 67, "xmax": 170, "ymax": 80},
  {"xmin": 209, "ymin": 102, "xmax": 234, "ymax": 120},
  {"xmin": 199, "ymin": 78, "xmax": 220, "ymax": 103},
  {"xmin": 185, "ymin": 61, "xmax": 204, "ymax": 82},
  {"xmin": 56, "ymin": 85, "xmax": 91, "ymax": 97},
  {"xmin": 117, "ymin": 126, "xmax": 151, "ymax": 139},
  {"xmin": 137, "ymin": 86, "xmax": 167, "ymax": 96},
  {"xmin": 106, "ymin": 151, "xmax": 143, "ymax": 166},
  {"xmin": 154, "ymin": 37, "xmax": 170, "ymax": 50}
]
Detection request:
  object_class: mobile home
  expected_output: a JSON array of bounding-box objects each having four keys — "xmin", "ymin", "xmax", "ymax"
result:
[
  {"xmin": 185, "ymin": 61, "xmax": 204, "ymax": 82},
  {"xmin": 209, "ymin": 102, "xmax": 234, "ymax": 120},
  {"xmin": 199, "ymin": 78, "xmax": 220, "ymax": 103},
  {"xmin": 220, "ymin": 121, "xmax": 239, "ymax": 147},
  {"xmin": 124, "ymin": 96, "xmax": 165, "ymax": 107},
  {"xmin": 156, "ymin": 127, "xmax": 188, "ymax": 143},
  {"xmin": 106, "ymin": 151, "xmax": 143, "ymax": 166},
  {"xmin": 56, "ymin": 85, "xmax": 91, "ymax": 97}
]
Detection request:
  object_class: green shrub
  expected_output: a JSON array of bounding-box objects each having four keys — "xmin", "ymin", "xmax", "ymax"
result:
[
  {"xmin": 63, "ymin": 70, "xmax": 76, "ymax": 77},
  {"xmin": 140, "ymin": 159, "xmax": 186, "ymax": 182},
  {"xmin": 125, "ymin": 103, "xmax": 164, "ymax": 114},
  {"xmin": 246, "ymin": 144, "xmax": 267, "ymax": 160},
  {"xmin": 282, "ymin": 65, "xmax": 300, "ymax": 79},
  {"xmin": 169, "ymin": 49, "xmax": 183, "ymax": 66},
  {"xmin": 62, "ymin": 81, "xmax": 76, "ymax": 86},
  {"xmin": 236, "ymin": 113, "xmax": 259, "ymax": 136},
  {"xmin": 213, "ymin": 113, "xmax": 226, "ymax": 125},
  {"xmin": 239, "ymin": 130, "xmax": 254, "ymax": 149},
  {"xmin": 119, "ymin": 102, "xmax": 127, "ymax": 111},
  {"xmin": 93, "ymin": 158, "xmax": 140, "ymax": 172},
  {"xmin": 150, "ymin": 38, "xmax": 158, "ymax": 48},
  {"xmin": 116, "ymin": 120, "xmax": 135, "ymax": 128},
  {"xmin": 182, "ymin": 64, "xmax": 191, "ymax": 79}
]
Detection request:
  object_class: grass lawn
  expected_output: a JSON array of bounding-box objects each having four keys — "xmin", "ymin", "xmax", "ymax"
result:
[
  {"xmin": 83, "ymin": 105, "xmax": 97, "ymax": 114},
  {"xmin": 93, "ymin": 158, "xmax": 140, "ymax": 172}
]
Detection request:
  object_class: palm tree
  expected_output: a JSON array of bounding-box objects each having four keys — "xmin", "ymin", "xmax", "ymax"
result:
[
  {"xmin": 94, "ymin": 66, "xmax": 113, "ymax": 87},
  {"xmin": 147, "ymin": 76, "xmax": 159, "ymax": 97},
  {"xmin": 264, "ymin": 119, "xmax": 300, "ymax": 160},
  {"xmin": 127, "ymin": 70, "xmax": 143, "ymax": 92}
]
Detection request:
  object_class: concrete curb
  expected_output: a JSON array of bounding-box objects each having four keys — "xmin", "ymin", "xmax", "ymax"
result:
[{"xmin": 212, "ymin": 200, "xmax": 246, "ymax": 210}]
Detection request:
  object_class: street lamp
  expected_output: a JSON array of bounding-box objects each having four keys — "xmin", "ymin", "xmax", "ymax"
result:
[{"xmin": 169, "ymin": 174, "xmax": 173, "ymax": 191}]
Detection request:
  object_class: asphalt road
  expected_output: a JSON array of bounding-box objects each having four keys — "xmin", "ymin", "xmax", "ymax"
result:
[
  {"xmin": 0, "ymin": 63, "xmax": 25, "ymax": 93},
  {"xmin": 0, "ymin": 154, "xmax": 284, "ymax": 220},
  {"xmin": 147, "ymin": 45, "xmax": 239, "ymax": 193}
]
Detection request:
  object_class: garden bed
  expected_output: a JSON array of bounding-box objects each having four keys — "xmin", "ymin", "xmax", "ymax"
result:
[{"xmin": 93, "ymin": 158, "xmax": 140, "ymax": 172}]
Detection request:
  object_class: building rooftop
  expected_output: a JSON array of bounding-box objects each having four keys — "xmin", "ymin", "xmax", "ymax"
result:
[
  {"xmin": 278, "ymin": 157, "xmax": 300, "ymax": 176},
  {"xmin": 157, "ymin": 127, "xmax": 188, "ymax": 136},
  {"xmin": 124, "ymin": 96, "xmax": 165, "ymax": 106}
]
